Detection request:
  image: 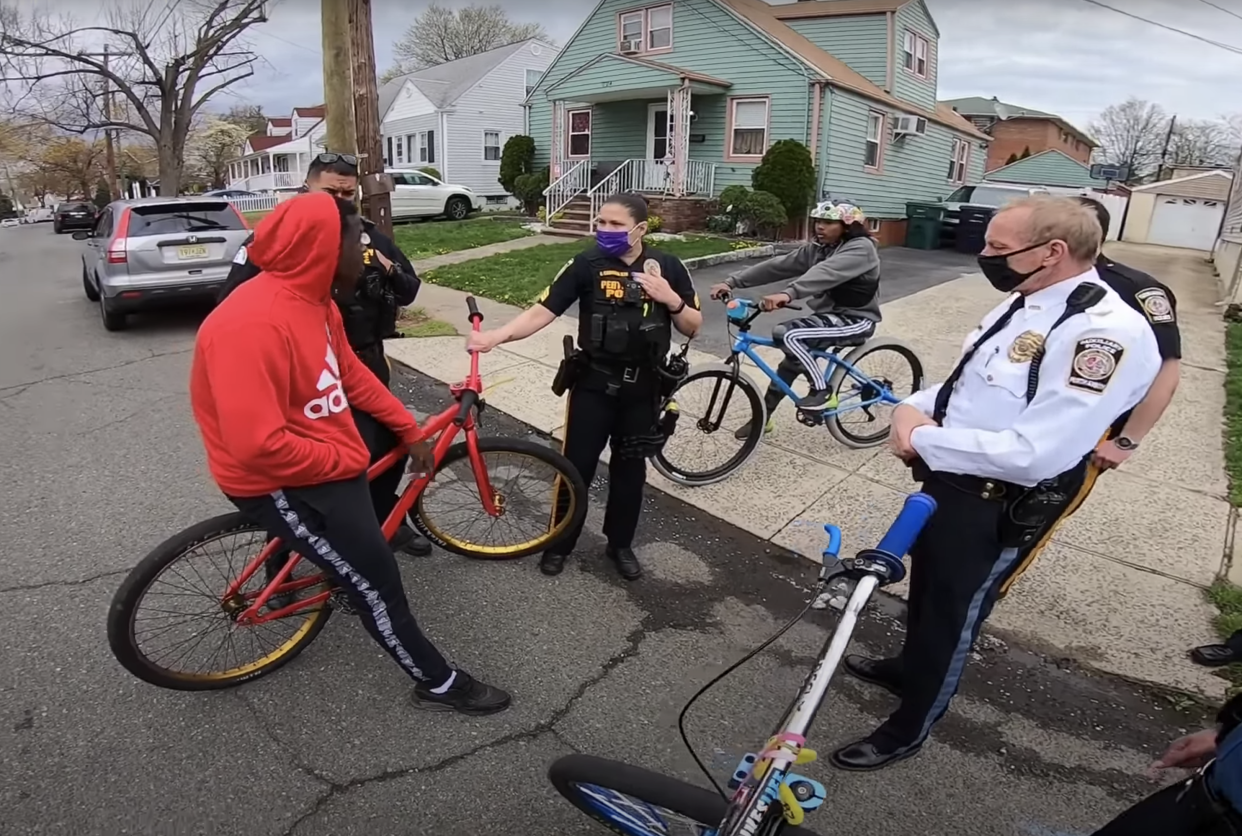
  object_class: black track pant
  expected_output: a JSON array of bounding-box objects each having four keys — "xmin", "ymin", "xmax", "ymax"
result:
[
  {"xmin": 1092, "ymin": 777, "xmax": 1239, "ymax": 835},
  {"xmin": 229, "ymin": 472, "xmax": 452, "ymax": 686},
  {"xmin": 549, "ymin": 375, "xmax": 659, "ymax": 554},
  {"xmin": 875, "ymin": 467, "xmax": 1088, "ymax": 747}
]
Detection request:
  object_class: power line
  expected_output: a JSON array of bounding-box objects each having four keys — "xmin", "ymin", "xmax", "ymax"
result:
[
  {"xmin": 1194, "ymin": 0, "xmax": 1242, "ymax": 24},
  {"xmin": 1075, "ymin": 0, "xmax": 1242, "ymax": 56},
  {"xmin": 253, "ymin": 26, "xmax": 321, "ymax": 55}
]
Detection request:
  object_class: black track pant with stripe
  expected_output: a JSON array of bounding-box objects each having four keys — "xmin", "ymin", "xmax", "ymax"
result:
[
  {"xmin": 773, "ymin": 313, "xmax": 877, "ymax": 392},
  {"xmin": 229, "ymin": 473, "xmax": 452, "ymax": 687},
  {"xmin": 875, "ymin": 463, "xmax": 1089, "ymax": 748},
  {"xmin": 1091, "ymin": 777, "xmax": 1239, "ymax": 835}
]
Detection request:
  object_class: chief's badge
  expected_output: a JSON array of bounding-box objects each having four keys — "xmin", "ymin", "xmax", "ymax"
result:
[
  {"xmin": 361, "ymin": 232, "xmax": 371, "ymax": 246},
  {"xmin": 643, "ymin": 258, "xmax": 662, "ymax": 278},
  {"xmin": 1007, "ymin": 331, "xmax": 1045, "ymax": 363}
]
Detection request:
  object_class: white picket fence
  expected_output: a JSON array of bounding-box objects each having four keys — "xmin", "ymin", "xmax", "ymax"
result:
[{"xmin": 224, "ymin": 194, "xmax": 283, "ymax": 213}]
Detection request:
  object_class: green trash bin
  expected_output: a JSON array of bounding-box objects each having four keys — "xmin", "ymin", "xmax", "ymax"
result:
[{"xmin": 905, "ymin": 202, "xmax": 945, "ymax": 250}]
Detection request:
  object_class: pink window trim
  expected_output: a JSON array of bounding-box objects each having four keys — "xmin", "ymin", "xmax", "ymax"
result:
[
  {"xmin": 616, "ymin": 4, "xmax": 674, "ymax": 56},
  {"xmin": 725, "ymin": 95, "xmax": 771, "ymax": 162},
  {"xmin": 566, "ymin": 107, "xmax": 592, "ymax": 159},
  {"xmin": 864, "ymin": 111, "xmax": 885, "ymax": 174}
]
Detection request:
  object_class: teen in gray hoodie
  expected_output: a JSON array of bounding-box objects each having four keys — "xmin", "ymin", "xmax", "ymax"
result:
[{"xmin": 709, "ymin": 202, "xmax": 881, "ymax": 435}]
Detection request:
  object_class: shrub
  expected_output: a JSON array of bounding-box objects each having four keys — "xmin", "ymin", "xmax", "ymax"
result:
[
  {"xmin": 92, "ymin": 179, "xmax": 111, "ymax": 210},
  {"xmin": 752, "ymin": 139, "xmax": 816, "ymax": 222},
  {"xmin": 513, "ymin": 167, "xmax": 549, "ymax": 216},
  {"xmin": 419, "ymin": 166, "xmax": 442, "ymax": 180},
  {"xmin": 646, "ymin": 213, "xmax": 662, "ymax": 233},
  {"xmin": 498, "ymin": 135, "xmax": 536, "ymax": 194},
  {"xmin": 741, "ymin": 190, "xmax": 787, "ymax": 239},
  {"xmin": 719, "ymin": 185, "xmax": 751, "ymax": 220},
  {"xmin": 706, "ymin": 214, "xmax": 735, "ymax": 234}
]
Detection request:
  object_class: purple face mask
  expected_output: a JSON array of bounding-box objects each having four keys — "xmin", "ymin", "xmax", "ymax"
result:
[{"xmin": 596, "ymin": 229, "xmax": 632, "ymax": 256}]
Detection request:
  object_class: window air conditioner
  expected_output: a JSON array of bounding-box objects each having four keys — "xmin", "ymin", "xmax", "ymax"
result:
[
  {"xmin": 619, "ymin": 39, "xmax": 642, "ymax": 55},
  {"xmin": 892, "ymin": 115, "xmax": 928, "ymax": 137}
]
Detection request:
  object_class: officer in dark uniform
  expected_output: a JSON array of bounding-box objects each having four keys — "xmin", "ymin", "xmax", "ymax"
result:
[
  {"xmin": 467, "ymin": 192, "xmax": 702, "ymax": 580},
  {"xmin": 220, "ymin": 152, "xmax": 430, "ymax": 556}
]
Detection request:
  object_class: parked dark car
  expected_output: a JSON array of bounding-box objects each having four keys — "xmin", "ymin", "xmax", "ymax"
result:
[{"xmin": 54, "ymin": 202, "xmax": 98, "ymax": 234}]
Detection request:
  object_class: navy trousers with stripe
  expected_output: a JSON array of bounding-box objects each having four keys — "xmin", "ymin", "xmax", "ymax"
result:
[
  {"xmin": 230, "ymin": 473, "xmax": 453, "ymax": 687},
  {"xmin": 876, "ymin": 476, "xmax": 1026, "ymax": 746}
]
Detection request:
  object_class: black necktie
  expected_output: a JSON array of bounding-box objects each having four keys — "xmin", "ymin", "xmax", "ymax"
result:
[{"xmin": 932, "ymin": 295, "xmax": 1025, "ymax": 424}]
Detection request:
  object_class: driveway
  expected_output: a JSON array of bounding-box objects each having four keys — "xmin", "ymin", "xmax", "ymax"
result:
[
  {"xmin": 0, "ymin": 225, "xmax": 1212, "ymax": 836},
  {"xmin": 687, "ymin": 246, "xmax": 980, "ymax": 356}
]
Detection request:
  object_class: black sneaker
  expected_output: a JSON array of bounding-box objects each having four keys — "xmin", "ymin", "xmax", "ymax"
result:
[
  {"xmin": 607, "ymin": 546, "xmax": 642, "ymax": 581},
  {"xmin": 393, "ymin": 524, "xmax": 433, "ymax": 557},
  {"xmin": 798, "ymin": 389, "xmax": 834, "ymax": 412},
  {"xmin": 413, "ymin": 670, "xmax": 512, "ymax": 716},
  {"xmin": 540, "ymin": 552, "xmax": 568, "ymax": 576}
]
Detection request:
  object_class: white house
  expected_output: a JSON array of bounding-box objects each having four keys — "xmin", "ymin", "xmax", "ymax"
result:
[
  {"xmin": 226, "ymin": 105, "xmax": 328, "ymax": 193},
  {"xmin": 379, "ymin": 38, "xmax": 560, "ymax": 205}
]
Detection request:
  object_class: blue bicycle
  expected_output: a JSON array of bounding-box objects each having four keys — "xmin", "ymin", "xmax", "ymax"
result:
[
  {"xmin": 653, "ymin": 295, "xmax": 925, "ymax": 487},
  {"xmin": 548, "ymin": 492, "xmax": 937, "ymax": 836}
]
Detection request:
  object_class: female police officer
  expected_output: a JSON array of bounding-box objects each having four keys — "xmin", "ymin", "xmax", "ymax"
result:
[{"xmin": 467, "ymin": 193, "xmax": 702, "ymax": 580}]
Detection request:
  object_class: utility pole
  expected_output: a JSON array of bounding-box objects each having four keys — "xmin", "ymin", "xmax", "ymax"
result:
[
  {"xmin": 321, "ymin": 0, "xmax": 356, "ymax": 157},
  {"xmin": 347, "ymin": 0, "xmax": 392, "ymax": 237},
  {"xmin": 1157, "ymin": 114, "xmax": 1177, "ymax": 183},
  {"xmin": 80, "ymin": 46, "xmax": 129, "ymax": 199}
]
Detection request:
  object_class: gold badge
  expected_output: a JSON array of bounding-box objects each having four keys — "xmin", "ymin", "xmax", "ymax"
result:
[
  {"xmin": 643, "ymin": 258, "xmax": 662, "ymax": 278},
  {"xmin": 1008, "ymin": 331, "xmax": 1045, "ymax": 363}
]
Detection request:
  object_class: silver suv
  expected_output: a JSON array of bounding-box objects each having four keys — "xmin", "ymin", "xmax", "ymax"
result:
[{"xmin": 75, "ymin": 196, "xmax": 252, "ymax": 331}]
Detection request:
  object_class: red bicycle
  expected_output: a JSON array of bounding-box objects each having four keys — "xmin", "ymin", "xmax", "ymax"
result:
[{"xmin": 107, "ymin": 297, "xmax": 588, "ymax": 691}]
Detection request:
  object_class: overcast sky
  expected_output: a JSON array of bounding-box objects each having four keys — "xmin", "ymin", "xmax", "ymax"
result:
[{"xmin": 44, "ymin": 0, "xmax": 1242, "ymax": 129}]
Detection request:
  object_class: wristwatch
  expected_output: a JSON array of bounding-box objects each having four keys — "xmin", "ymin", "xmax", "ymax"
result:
[{"xmin": 1113, "ymin": 436, "xmax": 1139, "ymax": 451}]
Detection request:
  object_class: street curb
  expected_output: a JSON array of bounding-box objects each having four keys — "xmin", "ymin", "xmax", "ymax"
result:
[{"xmin": 682, "ymin": 245, "xmax": 774, "ymax": 268}]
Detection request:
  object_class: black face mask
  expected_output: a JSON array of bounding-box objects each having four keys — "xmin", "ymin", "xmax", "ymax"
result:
[{"xmin": 977, "ymin": 241, "xmax": 1050, "ymax": 293}]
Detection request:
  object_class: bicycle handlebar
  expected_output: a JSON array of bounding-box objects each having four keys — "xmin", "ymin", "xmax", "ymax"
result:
[
  {"xmin": 457, "ymin": 297, "xmax": 484, "ymax": 425},
  {"xmin": 876, "ymin": 493, "xmax": 937, "ymax": 558},
  {"xmin": 466, "ymin": 295, "xmax": 483, "ymax": 325}
]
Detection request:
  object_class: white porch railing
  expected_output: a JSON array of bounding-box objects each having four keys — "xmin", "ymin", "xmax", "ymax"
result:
[
  {"xmin": 586, "ymin": 159, "xmax": 719, "ymax": 231},
  {"xmin": 225, "ymin": 194, "xmax": 282, "ymax": 213},
  {"xmin": 544, "ymin": 159, "xmax": 591, "ymax": 218},
  {"xmin": 232, "ymin": 171, "xmax": 302, "ymax": 192}
]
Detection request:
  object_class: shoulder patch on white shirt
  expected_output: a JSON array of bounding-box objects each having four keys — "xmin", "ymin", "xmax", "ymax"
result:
[
  {"xmin": 1068, "ymin": 337, "xmax": 1124, "ymax": 394},
  {"xmin": 232, "ymin": 245, "xmax": 247, "ymax": 265},
  {"xmin": 1135, "ymin": 287, "xmax": 1175, "ymax": 324}
]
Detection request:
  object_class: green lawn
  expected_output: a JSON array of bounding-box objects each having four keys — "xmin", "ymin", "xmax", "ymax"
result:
[
  {"xmin": 392, "ymin": 218, "xmax": 533, "ymax": 261},
  {"xmin": 422, "ymin": 235, "xmax": 759, "ymax": 307},
  {"xmin": 243, "ymin": 210, "xmax": 270, "ymax": 224},
  {"xmin": 396, "ymin": 306, "xmax": 457, "ymax": 338}
]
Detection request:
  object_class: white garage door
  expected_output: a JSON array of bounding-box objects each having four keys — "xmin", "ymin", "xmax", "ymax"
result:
[{"xmin": 1149, "ymin": 196, "xmax": 1225, "ymax": 251}]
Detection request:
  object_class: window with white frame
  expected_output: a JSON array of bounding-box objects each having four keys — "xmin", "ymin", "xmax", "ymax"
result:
[
  {"xmin": 903, "ymin": 30, "xmax": 929, "ymax": 78},
  {"xmin": 395, "ymin": 135, "xmax": 405, "ymax": 164},
  {"xmin": 729, "ymin": 98, "xmax": 769, "ymax": 158},
  {"xmin": 647, "ymin": 5, "xmax": 672, "ymax": 50},
  {"xmin": 567, "ymin": 109, "xmax": 591, "ymax": 157},
  {"xmin": 483, "ymin": 130, "xmax": 502, "ymax": 161},
  {"xmin": 525, "ymin": 68, "xmax": 542, "ymax": 98},
  {"xmin": 418, "ymin": 132, "xmax": 429, "ymax": 163},
  {"xmin": 618, "ymin": 4, "xmax": 672, "ymax": 52},
  {"xmin": 948, "ymin": 138, "xmax": 969, "ymax": 182},
  {"xmin": 864, "ymin": 112, "xmax": 884, "ymax": 170}
]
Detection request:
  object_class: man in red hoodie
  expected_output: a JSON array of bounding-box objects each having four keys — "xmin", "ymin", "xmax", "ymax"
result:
[{"xmin": 189, "ymin": 192, "xmax": 510, "ymax": 715}]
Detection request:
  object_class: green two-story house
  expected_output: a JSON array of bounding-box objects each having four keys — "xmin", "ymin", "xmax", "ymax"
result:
[{"xmin": 524, "ymin": 0, "xmax": 989, "ymax": 243}]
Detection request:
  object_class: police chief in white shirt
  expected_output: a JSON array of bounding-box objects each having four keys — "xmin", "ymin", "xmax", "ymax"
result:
[{"xmin": 831, "ymin": 195, "xmax": 1161, "ymax": 773}]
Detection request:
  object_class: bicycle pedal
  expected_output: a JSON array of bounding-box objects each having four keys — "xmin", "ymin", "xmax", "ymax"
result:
[
  {"xmin": 329, "ymin": 591, "xmax": 358, "ymax": 616},
  {"xmin": 794, "ymin": 409, "xmax": 824, "ymax": 427}
]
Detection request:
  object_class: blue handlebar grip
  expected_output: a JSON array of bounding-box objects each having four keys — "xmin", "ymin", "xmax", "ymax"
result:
[
  {"xmin": 875, "ymin": 492, "xmax": 937, "ymax": 558},
  {"xmin": 821, "ymin": 524, "xmax": 842, "ymax": 562}
]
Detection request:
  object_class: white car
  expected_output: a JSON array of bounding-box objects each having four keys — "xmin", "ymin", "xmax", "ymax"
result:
[
  {"xmin": 936, "ymin": 184, "xmax": 1049, "ymax": 226},
  {"xmin": 1, "ymin": 218, "xmax": 19, "ymax": 228},
  {"xmin": 386, "ymin": 168, "xmax": 485, "ymax": 221}
]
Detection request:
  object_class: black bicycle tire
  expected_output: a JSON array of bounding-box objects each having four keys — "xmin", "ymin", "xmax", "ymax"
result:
[
  {"xmin": 652, "ymin": 367, "xmax": 765, "ymax": 487},
  {"xmin": 826, "ymin": 339, "xmax": 925, "ymax": 449},
  {"xmin": 411, "ymin": 436, "xmax": 589, "ymax": 560},
  {"xmin": 107, "ymin": 512, "xmax": 333, "ymax": 692},
  {"xmin": 549, "ymin": 754, "xmax": 822, "ymax": 836}
]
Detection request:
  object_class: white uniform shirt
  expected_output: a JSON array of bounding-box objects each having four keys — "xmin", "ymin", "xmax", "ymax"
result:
[{"xmin": 904, "ymin": 268, "xmax": 1161, "ymax": 487}]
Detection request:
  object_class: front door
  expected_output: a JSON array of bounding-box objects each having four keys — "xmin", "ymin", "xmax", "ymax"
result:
[{"xmin": 645, "ymin": 104, "xmax": 670, "ymax": 192}]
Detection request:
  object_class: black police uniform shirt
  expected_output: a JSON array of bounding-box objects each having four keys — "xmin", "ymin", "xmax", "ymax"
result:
[
  {"xmin": 537, "ymin": 244, "xmax": 701, "ymax": 361},
  {"xmin": 1094, "ymin": 255, "xmax": 1181, "ymax": 361},
  {"xmin": 217, "ymin": 218, "xmax": 420, "ymax": 311}
]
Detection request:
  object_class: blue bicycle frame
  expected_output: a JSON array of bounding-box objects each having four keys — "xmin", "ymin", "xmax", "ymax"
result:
[{"xmin": 723, "ymin": 297, "xmax": 901, "ymax": 418}]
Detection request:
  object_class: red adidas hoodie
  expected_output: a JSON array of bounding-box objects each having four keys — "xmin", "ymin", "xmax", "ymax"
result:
[{"xmin": 189, "ymin": 192, "xmax": 421, "ymax": 497}]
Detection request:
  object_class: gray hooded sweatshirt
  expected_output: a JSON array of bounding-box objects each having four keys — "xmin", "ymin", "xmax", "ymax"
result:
[{"xmin": 724, "ymin": 236, "xmax": 882, "ymax": 322}]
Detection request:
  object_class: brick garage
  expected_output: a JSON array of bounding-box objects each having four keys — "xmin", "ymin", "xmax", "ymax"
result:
[
  {"xmin": 871, "ymin": 219, "xmax": 908, "ymax": 248},
  {"xmin": 646, "ymin": 197, "xmax": 712, "ymax": 233}
]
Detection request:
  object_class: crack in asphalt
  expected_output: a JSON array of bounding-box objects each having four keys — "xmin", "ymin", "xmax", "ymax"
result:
[
  {"xmin": 277, "ymin": 625, "xmax": 648, "ymax": 835},
  {"xmin": 0, "ymin": 567, "xmax": 130, "ymax": 594},
  {"xmin": 0, "ymin": 347, "xmax": 192, "ymax": 397}
]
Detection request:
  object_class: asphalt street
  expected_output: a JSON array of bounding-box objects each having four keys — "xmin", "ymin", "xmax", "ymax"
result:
[{"xmin": 0, "ymin": 223, "xmax": 1219, "ymax": 836}]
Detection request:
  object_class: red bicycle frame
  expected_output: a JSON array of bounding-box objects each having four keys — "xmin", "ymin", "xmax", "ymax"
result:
[{"xmin": 222, "ymin": 296, "xmax": 495, "ymax": 626}]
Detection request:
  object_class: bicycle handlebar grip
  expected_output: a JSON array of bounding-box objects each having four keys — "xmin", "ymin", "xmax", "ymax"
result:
[
  {"xmin": 465, "ymin": 295, "xmax": 483, "ymax": 323},
  {"xmin": 875, "ymin": 492, "xmax": 937, "ymax": 558}
]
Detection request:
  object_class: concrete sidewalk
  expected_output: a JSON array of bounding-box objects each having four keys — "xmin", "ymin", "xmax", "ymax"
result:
[{"xmin": 388, "ymin": 241, "xmax": 1231, "ymax": 697}]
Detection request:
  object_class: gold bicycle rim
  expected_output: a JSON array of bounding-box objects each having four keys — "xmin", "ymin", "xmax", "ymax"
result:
[{"xmin": 418, "ymin": 452, "xmax": 579, "ymax": 556}]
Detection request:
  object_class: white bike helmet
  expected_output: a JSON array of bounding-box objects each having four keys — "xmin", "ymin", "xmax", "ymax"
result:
[{"xmin": 810, "ymin": 201, "xmax": 866, "ymax": 225}]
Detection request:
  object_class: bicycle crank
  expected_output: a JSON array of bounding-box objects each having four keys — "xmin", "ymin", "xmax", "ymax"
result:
[{"xmin": 794, "ymin": 408, "xmax": 825, "ymax": 427}]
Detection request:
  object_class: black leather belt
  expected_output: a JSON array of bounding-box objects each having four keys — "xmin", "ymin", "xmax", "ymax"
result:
[{"xmin": 928, "ymin": 470, "xmax": 1021, "ymax": 502}]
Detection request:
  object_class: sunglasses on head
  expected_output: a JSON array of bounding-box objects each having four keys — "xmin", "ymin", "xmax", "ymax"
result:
[{"xmin": 316, "ymin": 152, "xmax": 359, "ymax": 167}]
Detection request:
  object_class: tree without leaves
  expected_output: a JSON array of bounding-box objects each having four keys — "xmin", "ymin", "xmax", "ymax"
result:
[
  {"xmin": 1166, "ymin": 118, "xmax": 1235, "ymax": 168},
  {"xmin": 1088, "ymin": 98, "xmax": 1169, "ymax": 181},
  {"xmin": 0, "ymin": 0, "xmax": 268, "ymax": 196},
  {"xmin": 34, "ymin": 136, "xmax": 105, "ymax": 198},
  {"xmin": 384, "ymin": 3, "xmax": 551, "ymax": 79},
  {"xmin": 221, "ymin": 102, "xmax": 266, "ymax": 134}
]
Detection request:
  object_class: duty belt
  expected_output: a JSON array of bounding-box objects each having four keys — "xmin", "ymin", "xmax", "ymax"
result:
[{"xmin": 928, "ymin": 470, "xmax": 1020, "ymax": 502}]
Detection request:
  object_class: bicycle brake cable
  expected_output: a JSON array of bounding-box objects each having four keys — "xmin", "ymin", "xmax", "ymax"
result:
[{"xmin": 676, "ymin": 582, "xmax": 825, "ymax": 798}]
